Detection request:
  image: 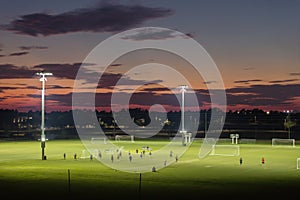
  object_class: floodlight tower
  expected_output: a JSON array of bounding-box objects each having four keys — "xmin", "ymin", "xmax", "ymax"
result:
[
  {"xmin": 36, "ymin": 72, "xmax": 53, "ymax": 160},
  {"xmin": 179, "ymin": 85, "xmax": 188, "ymax": 133}
]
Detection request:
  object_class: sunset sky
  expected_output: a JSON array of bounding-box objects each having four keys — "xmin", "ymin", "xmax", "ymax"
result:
[{"xmin": 0, "ymin": 0, "xmax": 299, "ymax": 112}]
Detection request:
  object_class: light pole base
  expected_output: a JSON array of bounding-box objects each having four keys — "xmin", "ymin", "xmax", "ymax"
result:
[{"xmin": 41, "ymin": 141, "xmax": 46, "ymax": 160}]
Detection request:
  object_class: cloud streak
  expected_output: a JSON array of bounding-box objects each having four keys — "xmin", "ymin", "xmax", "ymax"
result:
[
  {"xmin": 226, "ymin": 84, "xmax": 300, "ymax": 107},
  {"xmin": 0, "ymin": 64, "xmax": 38, "ymax": 78},
  {"xmin": 290, "ymin": 72, "xmax": 300, "ymax": 76},
  {"xmin": 8, "ymin": 51, "xmax": 29, "ymax": 57},
  {"xmin": 3, "ymin": 4, "xmax": 173, "ymax": 36},
  {"xmin": 121, "ymin": 28, "xmax": 192, "ymax": 41},
  {"xmin": 19, "ymin": 46, "xmax": 48, "ymax": 50},
  {"xmin": 234, "ymin": 79, "xmax": 263, "ymax": 84},
  {"xmin": 269, "ymin": 79, "xmax": 299, "ymax": 84}
]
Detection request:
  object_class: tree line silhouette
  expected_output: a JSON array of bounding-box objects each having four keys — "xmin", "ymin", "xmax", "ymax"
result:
[{"xmin": 0, "ymin": 108, "xmax": 298, "ymax": 140}]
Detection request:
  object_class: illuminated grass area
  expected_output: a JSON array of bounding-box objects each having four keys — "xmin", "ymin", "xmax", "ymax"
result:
[{"xmin": 0, "ymin": 139, "xmax": 300, "ymax": 199}]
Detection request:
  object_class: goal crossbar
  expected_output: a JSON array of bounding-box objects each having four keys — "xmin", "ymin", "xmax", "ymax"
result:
[
  {"xmin": 115, "ymin": 135, "xmax": 134, "ymax": 142},
  {"xmin": 91, "ymin": 137, "xmax": 107, "ymax": 144}
]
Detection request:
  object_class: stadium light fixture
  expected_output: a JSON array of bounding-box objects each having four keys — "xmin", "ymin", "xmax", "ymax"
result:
[
  {"xmin": 36, "ymin": 72, "xmax": 53, "ymax": 160},
  {"xmin": 179, "ymin": 85, "xmax": 188, "ymax": 133}
]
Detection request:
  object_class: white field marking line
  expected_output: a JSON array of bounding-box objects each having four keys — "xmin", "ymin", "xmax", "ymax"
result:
[
  {"xmin": 177, "ymin": 158, "xmax": 199, "ymax": 164},
  {"xmin": 244, "ymin": 145, "xmax": 300, "ymax": 155}
]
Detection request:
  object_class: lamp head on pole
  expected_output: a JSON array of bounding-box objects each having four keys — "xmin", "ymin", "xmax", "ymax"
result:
[
  {"xmin": 179, "ymin": 85, "xmax": 188, "ymax": 92},
  {"xmin": 36, "ymin": 72, "xmax": 53, "ymax": 76},
  {"xmin": 36, "ymin": 72, "xmax": 53, "ymax": 82}
]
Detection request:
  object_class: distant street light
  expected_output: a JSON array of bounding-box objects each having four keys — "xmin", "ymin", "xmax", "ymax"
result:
[{"xmin": 36, "ymin": 72, "xmax": 53, "ymax": 160}]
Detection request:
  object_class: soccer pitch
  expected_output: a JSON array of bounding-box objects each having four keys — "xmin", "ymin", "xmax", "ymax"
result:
[{"xmin": 0, "ymin": 139, "xmax": 300, "ymax": 199}]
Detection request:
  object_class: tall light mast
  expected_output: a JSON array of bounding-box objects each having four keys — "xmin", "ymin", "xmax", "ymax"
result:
[
  {"xmin": 36, "ymin": 72, "xmax": 53, "ymax": 160},
  {"xmin": 179, "ymin": 85, "xmax": 188, "ymax": 133}
]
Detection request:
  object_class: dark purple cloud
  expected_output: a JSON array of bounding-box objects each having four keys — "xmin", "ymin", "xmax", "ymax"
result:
[
  {"xmin": 95, "ymin": 73, "xmax": 163, "ymax": 89},
  {"xmin": 3, "ymin": 4, "xmax": 173, "ymax": 36},
  {"xmin": 1, "ymin": 62, "xmax": 160, "ymax": 90},
  {"xmin": 121, "ymin": 29, "xmax": 192, "ymax": 41},
  {"xmin": 269, "ymin": 79, "xmax": 299, "ymax": 83},
  {"xmin": 49, "ymin": 85, "xmax": 72, "ymax": 89},
  {"xmin": 121, "ymin": 29, "xmax": 178, "ymax": 41},
  {"xmin": 35, "ymin": 62, "xmax": 163, "ymax": 89},
  {"xmin": 0, "ymin": 62, "xmax": 88, "ymax": 79},
  {"xmin": 226, "ymin": 84, "xmax": 300, "ymax": 106},
  {"xmin": 0, "ymin": 64, "xmax": 38, "ymax": 78},
  {"xmin": 8, "ymin": 51, "xmax": 29, "ymax": 56},
  {"xmin": 185, "ymin": 33, "xmax": 195, "ymax": 38},
  {"xmin": 34, "ymin": 63, "xmax": 82, "ymax": 79},
  {"xmin": 19, "ymin": 46, "xmax": 48, "ymax": 50},
  {"xmin": 141, "ymin": 87, "xmax": 174, "ymax": 92},
  {"xmin": 109, "ymin": 63, "xmax": 122, "ymax": 67},
  {"xmin": 0, "ymin": 86, "xmax": 17, "ymax": 93},
  {"xmin": 203, "ymin": 81, "xmax": 217, "ymax": 85},
  {"xmin": 289, "ymin": 72, "xmax": 300, "ymax": 76},
  {"xmin": 234, "ymin": 79, "xmax": 263, "ymax": 84}
]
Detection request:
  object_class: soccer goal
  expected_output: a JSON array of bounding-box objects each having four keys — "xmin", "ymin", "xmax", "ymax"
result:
[
  {"xmin": 297, "ymin": 158, "xmax": 300, "ymax": 170},
  {"xmin": 80, "ymin": 149, "xmax": 90, "ymax": 159},
  {"xmin": 210, "ymin": 145, "xmax": 240, "ymax": 156},
  {"xmin": 271, "ymin": 138, "xmax": 295, "ymax": 147},
  {"xmin": 91, "ymin": 137, "xmax": 107, "ymax": 144},
  {"xmin": 115, "ymin": 135, "xmax": 134, "ymax": 142}
]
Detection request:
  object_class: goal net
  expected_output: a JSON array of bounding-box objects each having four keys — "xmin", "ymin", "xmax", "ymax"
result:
[
  {"xmin": 297, "ymin": 158, "xmax": 300, "ymax": 170},
  {"xmin": 115, "ymin": 135, "xmax": 134, "ymax": 142},
  {"xmin": 272, "ymin": 138, "xmax": 295, "ymax": 147},
  {"xmin": 91, "ymin": 137, "xmax": 107, "ymax": 144},
  {"xmin": 80, "ymin": 149, "xmax": 90, "ymax": 159},
  {"xmin": 210, "ymin": 145, "xmax": 240, "ymax": 156}
]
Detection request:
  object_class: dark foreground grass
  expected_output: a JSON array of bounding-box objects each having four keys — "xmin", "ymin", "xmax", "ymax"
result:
[{"xmin": 1, "ymin": 139, "xmax": 300, "ymax": 200}]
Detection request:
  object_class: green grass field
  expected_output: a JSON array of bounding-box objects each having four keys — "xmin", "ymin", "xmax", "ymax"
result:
[{"xmin": 1, "ymin": 139, "xmax": 300, "ymax": 200}]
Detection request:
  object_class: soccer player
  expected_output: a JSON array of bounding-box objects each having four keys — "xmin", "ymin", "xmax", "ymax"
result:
[
  {"xmin": 152, "ymin": 166, "xmax": 156, "ymax": 172},
  {"xmin": 261, "ymin": 156, "xmax": 265, "ymax": 165},
  {"xmin": 239, "ymin": 157, "xmax": 243, "ymax": 165}
]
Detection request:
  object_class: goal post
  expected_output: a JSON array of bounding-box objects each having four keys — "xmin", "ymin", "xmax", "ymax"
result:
[
  {"xmin": 80, "ymin": 149, "xmax": 90, "ymax": 159},
  {"xmin": 271, "ymin": 138, "xmax": 295, "ymax": 147},
  {"xmin": 115, "ymin": 135, "xmax": 134, "ymax": 142},
  {"xmin": 297, "ymin": 158, "xmax": 300, "ymax": 170},
  {"xmin": 210, "ymin": 145, "xmax": 240, "ymax": 156},
  {"xmin": 91, "ymin": 137, "xmax": 107, "ymax": 144}
]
